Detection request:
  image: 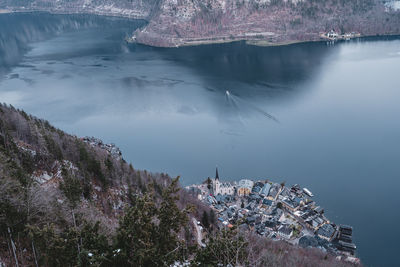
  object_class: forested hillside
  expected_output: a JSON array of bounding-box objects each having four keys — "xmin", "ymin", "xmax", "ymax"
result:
[
  {"xmin": 134, "ymin": 0, "xmax": 400, "ymax": 46},
  {"xmin": 0, "ymin": 104, "xmax": 359, "ymax": 266},
  {"xmin": 0, "ymin": 0, "xmax": 155, "ymax": 18},
  {"xmin": 0, "ymin": 103, "xmax": 206, "ymax": 266}
]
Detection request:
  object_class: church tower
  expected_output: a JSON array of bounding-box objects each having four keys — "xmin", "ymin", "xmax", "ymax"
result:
[{"xmin": 214, "ymin": 167, "xmax": 220, "ymax": 195}]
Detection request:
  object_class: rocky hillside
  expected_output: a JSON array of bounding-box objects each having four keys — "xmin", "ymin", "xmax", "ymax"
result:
[
  {"xmin": 0, "ymin": 103, "xmax": 207, "ymax": 266},
  {"xmin": 1, "ymin": 0, "xmax": 399, "ymax": 47},
  {"xmin": 133, "ymin": 0, "xmax": 400, "ymax": 46},
  {"xmin": 0, "ymin": 0, "xmax": 157, "ymax": 18},
  {"xmin": 0, "ymin": 104, "xmax": 360, "ymax": 266}
]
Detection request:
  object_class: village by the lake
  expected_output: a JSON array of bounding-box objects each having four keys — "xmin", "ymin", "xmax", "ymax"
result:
[{"xmin": 186, "ymin": 168, "xmax": 360, "ymax": 264}]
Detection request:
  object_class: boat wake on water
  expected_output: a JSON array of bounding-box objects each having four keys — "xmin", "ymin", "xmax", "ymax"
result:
[{"xmin": 225, "ymin": 90, "xmax": 279, "ymax": 123}]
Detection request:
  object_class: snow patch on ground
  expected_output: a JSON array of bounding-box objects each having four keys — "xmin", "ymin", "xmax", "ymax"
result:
[
  {"xmin": 32, "ymin": 160, "xmax": 78, "ymax": 186},
  {"xmin": 385, "ymin": 1, "xmax": 400, "ymax": 11},
  {"xmin": 33, "ymin": 171, "xmax": 53, "ymax": 184}
]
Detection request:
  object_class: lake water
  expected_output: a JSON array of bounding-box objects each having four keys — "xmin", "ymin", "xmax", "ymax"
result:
[{"xmin": 1, "ymin": 13, "xmax": 399, "ymax": 266}]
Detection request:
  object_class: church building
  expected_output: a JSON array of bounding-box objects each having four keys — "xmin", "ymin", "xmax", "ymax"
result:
[{"xmin": 212, "ymin": 168, "xmax": 235, "ymax": 196}]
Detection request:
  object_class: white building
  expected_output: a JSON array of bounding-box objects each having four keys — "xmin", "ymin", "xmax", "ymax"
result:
[
  {"xmin": 278, "ymin": 225, "xmax": 293, "ymax": 239},
  {"xmin": 211, "ymin": 168, "xmax": 235, "ymax": 195},
  {"xmin": 327, "ymin": 29, "xmax": 339, "ymax": 38}
]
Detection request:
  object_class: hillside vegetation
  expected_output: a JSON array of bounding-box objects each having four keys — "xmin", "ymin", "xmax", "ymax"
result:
[
  {"xmin": 0, "ymin": 0, "xmax": 156, "ymax": 18},
  {"xmin": 0, "ymin": 103, "xmax": 359, "ymax": 266},
  {"xmin": 134, "ymin": 0, "xmax": 400, "ymax": 46}
]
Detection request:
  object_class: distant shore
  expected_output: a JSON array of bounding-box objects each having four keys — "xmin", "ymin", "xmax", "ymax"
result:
[
  {"xmin": 0, "ymin": 9, "xmax": 12, "ymax": 14},
  {"xmin": 130, "ymin": 32, "xmax": 400, "ymax": 48},
  {"xmin": 2, "ymin": 9, "xmax": 399, "ymax": 49},
  {"xmin": 0, "ymin": 8, "xmax": 148, "ymax": 20},
  {"xmin": 127, "ymin": 32, "xmax": 323, "ymax": 48}
]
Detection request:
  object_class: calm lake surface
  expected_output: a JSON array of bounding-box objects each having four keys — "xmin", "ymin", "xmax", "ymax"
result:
[{"xmin": 1, "ymin": 13, "xmax": 399, "ymax": 266}]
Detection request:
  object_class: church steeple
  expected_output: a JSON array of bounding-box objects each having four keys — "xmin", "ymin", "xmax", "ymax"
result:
[{"xmin": 215, "ymin": 167, "xmax": 219, "ymax": 180}]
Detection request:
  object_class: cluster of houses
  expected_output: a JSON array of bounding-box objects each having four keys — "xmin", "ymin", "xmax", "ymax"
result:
[
  {"xmin": 186, "ymin": 168, "xmax": 357, "ymax": 259},
  {"xmin": 82, "ymin": 136, "xmax": 122, "ymax": 160},
  {"xmin": 322, "ymin": 30, "xmax": 361, "ymax": 41}
]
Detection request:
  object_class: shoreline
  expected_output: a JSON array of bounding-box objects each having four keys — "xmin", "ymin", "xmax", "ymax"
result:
[
  {"xmin": 186, "ymin": 175, "xmax": 359, "ymax": 263},
  {"xmin": 132, "ymin": 32, "xmax": 400, "ymax": 48},
  {"xmin": 0, "ymin": 9, "xmax": 12, "ymax": 14}
]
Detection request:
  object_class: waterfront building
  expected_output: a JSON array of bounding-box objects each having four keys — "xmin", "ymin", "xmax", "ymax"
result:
[
  {"xmin": 237, "ymin": 179, "xmax": 254, "ymax": 196},
  {"xmin": 317, "ymin": 223, "xmax": 337, "ymax": 241},
  {"xmin": 267, "ymin": 183, "xmax": 281, "ymax": 200}
]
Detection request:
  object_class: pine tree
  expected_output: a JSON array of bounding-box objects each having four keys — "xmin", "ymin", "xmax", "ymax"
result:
[
  {"xmin": 192, "ymin": 228, "xmax": 248, "ymax": 266},
  {"xmin": 114, "ymin": 193, "xmax": 157, "ymax": 266},
  {"xmin": 59, "ymin": 168, "xmax": 82, "ymax": 209},
  {"xmin": 28, "ymin": 224, "xmax": 79, "ymax": 266},
  {"xmin": 206, "ymin": 177, "xmax": 212, "ymax": 191},
  {"xmin": 201, "ymin": 211, "xmax": 210, "ymax": 229},
  {"xmin": 156, "ymin": 177, "xmax": 191, "ymax": 265},
  {"xmin": 113, "ymin": 177, "xmax": 191, "ymax": 266},
  {"xmin": 209, "ymin": 209, "xmax": 216, "ymax": 226}
]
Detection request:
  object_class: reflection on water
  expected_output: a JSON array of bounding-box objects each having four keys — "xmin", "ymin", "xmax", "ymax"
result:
[
  {"xmin": 1, "ymin": 13, "xmax": 400, "ymax": 267},
  {"xmin": 158, "ymin": 41, "xmax": 332, "ymax": 95},
  {"xmin": 0, "ymin": 13, "xmax": 145, "ymax": 76},
  {"xmin": 0, "ymin": 13, "xmax": 337, "ymax": 126}
]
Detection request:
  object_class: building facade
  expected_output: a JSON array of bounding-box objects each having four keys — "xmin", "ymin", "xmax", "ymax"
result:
[
  {"xmin": 237, "ymin": 179, "xmax": 254, "ymax": 196},
  {"xmin": 212, "ymin": 168, "xmax": 235, "ymax": 195}
]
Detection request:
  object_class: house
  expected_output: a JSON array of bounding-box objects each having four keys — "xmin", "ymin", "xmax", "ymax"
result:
[
  {"xmin": 207, "ymin": 195, "xmax": 216, "ymax": 205},
  {"xmin": 248, "ymin": 193, "xmax": 262, "ymax": 203},
  {"xmin": 327, "ymin": 30, "xmax": 339, "ymax": 39},
  {"xmin": 265, "ymin": 219, "xmax": 278, "ymax": 230},
  {"xmin": 237, "ymin": 179, "xmax": 254, "ymax": 196},
  {"xmin": 278, "ymin": 225, "xmax": 293, "ymax": 239},
  {"xmin": 339, "ymin": 225, "xmax": 353, "ymax": 236},
  {"xmin": 292, "ymin": 197, "xmax": 304, "ymax": 209},
  {"xmin": 314, "ymin": 206, "xmax": 324, "ymax": 214},
  {"xmin": 215, "ymin": 194, "xmax": 227, "ymax": 204},
  {"xmin": 317, "ymin": 223, "xmax": 337, "ymax": 241},
  {"xmin": 262, "ymin": 198, "xmax": 273, "ymax": 207},
  {"xmin": 339, "ymin": 233, "xmax": 352, "ymax": 243},
  {"xmin": 290, "ymin": 184, "xmax": 301, "ymax": 195},
  {"xmin": 337, "ymin": 240, "xmax": 356, "ymax": 255},
  {"xmin": 338, "ymin": 225, "xmax": 353, "ymax": 243},
  {"xmin": 267, "ymin": 183, "xmax": 281, "ymax": 200},
  {"xmin": 281, "ymin": 197, "xmax": 300, "ymax": 212},
  {"xmin": 270, "ymin": 207, "xmax": 283, "ymax": 218},
  {"xmin": 260, "ymin": 183, "xmax": 271, "ymax": 196},
  {"xmin": 246, "ymin": 202, "xmax": 257, "ymax": 211},
  {"xmin": 280, "ymin": 187, "xmax": 291, "ymax": 198},
  {"xmin": 306, "ymin": 216, "xmax": 325, "ymax": 230},
  {"xmin": 252, "ymin": 185, "xmax": 262, "ymax": 194}
]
